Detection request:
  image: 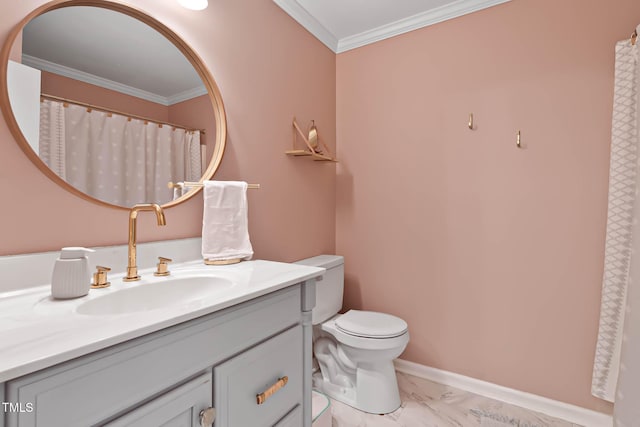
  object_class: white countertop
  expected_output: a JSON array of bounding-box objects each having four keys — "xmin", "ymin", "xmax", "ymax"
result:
[{"xmin": 0, "ymin": 259, "xmax": 324, "ymax": 383}]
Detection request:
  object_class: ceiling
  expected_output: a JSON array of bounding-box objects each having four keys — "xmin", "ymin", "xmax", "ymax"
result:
[
  {"xmin": 20, "ymin": 2, "xmax": 513, "ymax": 102},
  {"xmin": 22, "ymin": 6, "xmax": 206, "ymax": 106},
  {"xmin": 273, "ymin": 0, "xmax": 511, "ymax": 53}
]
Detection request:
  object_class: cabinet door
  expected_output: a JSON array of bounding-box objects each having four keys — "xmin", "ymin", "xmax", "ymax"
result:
[
  {"xmin": 104, "ymin": 372, "xmax": 212, "ymax": 427},
  {"xmin": 214, "ymin": 326, "xmax": 303, "ymax": 427},
  {"xmin": 274, "ymin": 405, "xmax": 302, "ymax": 427}
]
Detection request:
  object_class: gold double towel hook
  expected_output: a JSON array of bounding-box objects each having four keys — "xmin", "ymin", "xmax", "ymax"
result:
[{"xmin": 467, "ymin": 113, "xmax": 523, "ymax": 149}]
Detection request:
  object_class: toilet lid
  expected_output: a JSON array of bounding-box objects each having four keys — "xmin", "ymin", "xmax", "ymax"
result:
[{"xmin": 335, "ymin": 310, "xmax": 408, "ymax": 338}]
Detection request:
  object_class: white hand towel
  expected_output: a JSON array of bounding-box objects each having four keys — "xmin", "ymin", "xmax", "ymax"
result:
[{"xmin": 202, "ymin": 181, "xmax": 254, "ymax": 262}]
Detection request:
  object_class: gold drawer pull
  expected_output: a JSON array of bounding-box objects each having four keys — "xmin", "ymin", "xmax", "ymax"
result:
[{"xmin": 256, "ymin": 376, "xmax": 288, "ymax": 405}]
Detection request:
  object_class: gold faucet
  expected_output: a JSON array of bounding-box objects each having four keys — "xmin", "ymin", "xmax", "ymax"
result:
[{"xmin": 124, "ymin": 204, "xmax": 166, "ymax": 282}]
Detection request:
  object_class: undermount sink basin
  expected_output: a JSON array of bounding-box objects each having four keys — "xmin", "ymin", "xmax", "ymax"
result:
[{"xmin": 76, "ymin": 275, "xmax": 234, "ymax": 316}]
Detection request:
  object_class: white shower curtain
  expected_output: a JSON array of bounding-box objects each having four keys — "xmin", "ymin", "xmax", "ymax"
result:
[
  {"xmin": 39, "ymin": 99, "xmax": 66, "ymax": 179},
  {"xmin": 39, "ymin": 99, "xmax": 202, "ymax": 206},
  {"xmin": 593, "ymin": 26, "xmax": 640, "ymax": 425},
  {"xmin": 612, "ymin": 26, "xmax": 640, "ymax": 427}
]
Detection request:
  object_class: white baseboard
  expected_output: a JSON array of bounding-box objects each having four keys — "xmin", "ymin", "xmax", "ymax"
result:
[{"xmin": 394, "ymin": 359, "xmax": 612, "ymax": 427}]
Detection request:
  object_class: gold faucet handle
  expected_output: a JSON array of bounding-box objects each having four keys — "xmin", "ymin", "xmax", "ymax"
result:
[
  {"xmin": 154, "ymin": 257, "xmax": 172, "ymax": 277},
  {"xmin": 91, "ymin": 266, "xmax": 111, "ymax": 289}
]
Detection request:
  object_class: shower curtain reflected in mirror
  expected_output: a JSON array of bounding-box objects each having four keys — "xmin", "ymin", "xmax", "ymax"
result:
[{"xmin": 38, "ymin": 99, "xmax": 202, "ymax": 207}]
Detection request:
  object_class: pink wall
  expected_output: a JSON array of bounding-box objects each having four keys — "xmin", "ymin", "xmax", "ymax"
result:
[
  {"xmin": 0, "ymin": 0, "xmax": 336, "ymax": 262},
  {"xmin": 336, "ymin": 0, "xmax": 640, "ymax": 412},
  {"xmin": 169, "ymin": 94, "xmax": 215, "ymax": 163}
]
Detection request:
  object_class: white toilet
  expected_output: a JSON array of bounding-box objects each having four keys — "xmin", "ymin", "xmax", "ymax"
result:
[{"xmin": 296, "ymin": 255, "xmax": 409, "ymax": 415}]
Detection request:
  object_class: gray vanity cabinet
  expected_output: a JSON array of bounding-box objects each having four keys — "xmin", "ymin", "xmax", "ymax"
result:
[
  {"xmin": 105, "ymin": 372, "xmax": 213, "ymax": 427},
  {"xmin": 1, "ymin": 282, "xmax": 315, "ymax": 427}
]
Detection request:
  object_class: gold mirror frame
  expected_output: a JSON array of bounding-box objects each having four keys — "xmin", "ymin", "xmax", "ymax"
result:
[{"xmin": 0, "ymin": 0, "xmax": 227, "ymax": 210}]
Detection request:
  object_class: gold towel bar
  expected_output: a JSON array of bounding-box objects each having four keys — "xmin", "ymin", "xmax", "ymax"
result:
[{"xmin": 168, "ymin": 181, "xmax": 260, "ymax": 189}]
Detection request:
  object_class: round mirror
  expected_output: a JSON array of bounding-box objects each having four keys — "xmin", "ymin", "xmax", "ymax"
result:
[{"xmin": 0, "ymin": 0, "xmax": 226, "ymax": 209}]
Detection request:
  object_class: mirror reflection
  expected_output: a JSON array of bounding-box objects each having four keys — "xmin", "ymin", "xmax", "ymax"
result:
[{"xmin": 7, "ymin": 5, "xmax": 218, "ymax": 208}]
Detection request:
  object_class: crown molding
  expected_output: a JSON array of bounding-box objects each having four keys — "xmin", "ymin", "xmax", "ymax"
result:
[
  {"xmin": 273, "ymin": 0, "xmax": 339, "ymax": 52},
  {"xmin": 273, "ymin": 0, "xmax": 511, "ymax": 54},
  {"xmin": 337, "ymin": 0, "xmax": 510, "ymax": 53},
  {"xmin": 22, "ymin": 55, "xmax": 206, "ymax": 106},
  {"xmin": 167, "ymin": 86, "xmax": 209, "ymax": 105}
]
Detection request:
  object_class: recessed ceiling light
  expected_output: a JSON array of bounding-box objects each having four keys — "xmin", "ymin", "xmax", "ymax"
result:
[{"xmin": 178, "ymin": 0, "xmax": 208, "ymax": 11}]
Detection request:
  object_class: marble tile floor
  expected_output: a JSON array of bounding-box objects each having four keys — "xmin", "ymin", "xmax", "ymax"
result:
[{"xmin": 329, "ymin": 372, "xmax": 581, "ymax": 427}]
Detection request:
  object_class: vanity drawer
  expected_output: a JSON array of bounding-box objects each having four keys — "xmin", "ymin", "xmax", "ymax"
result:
[
  {"xmin": 5, "ymin": 286, "xmax": 301, "ymax": 427},
  {"xmin": 214, "ymin": 325, "xmax": 303, "ymax": 427}
]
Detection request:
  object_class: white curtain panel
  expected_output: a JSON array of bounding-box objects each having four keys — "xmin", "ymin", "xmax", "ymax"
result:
[
  {"xmin": 172, "ymin": 131, "xmax": 203, "ymax": 200},
  {"xmin": 38, "ymin": 99, "xmax": 66, "ymax": 179},
  {"xmin": 186, "ymin": 130, "xmax": 202, "ymax": 182},
  {"xmin": 593, "ymin": 35, "xmax": 638, "ymax": 403},
  {"xmin": 613, "ymin": 25, "xmax": 640, "ymax": 427},
  {"xmin": 43, "ymin": 100, "xmax": 201, "ymax": 206}
]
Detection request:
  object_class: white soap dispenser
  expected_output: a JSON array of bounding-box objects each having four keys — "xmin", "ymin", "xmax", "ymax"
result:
[{"xmin": 51, "ymin": 247, "xmax": 96, "ymax": 299}]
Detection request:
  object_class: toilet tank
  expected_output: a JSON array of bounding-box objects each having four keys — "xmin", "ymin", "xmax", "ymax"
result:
[{"xmin": 295, "ymin": 255, "xmax": 344, "ymax": 325}]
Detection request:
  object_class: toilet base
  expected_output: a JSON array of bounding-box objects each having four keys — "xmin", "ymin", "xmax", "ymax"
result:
[{"xmin": 312, "ymin": 359, "xmax": 402, "ymax": 415}]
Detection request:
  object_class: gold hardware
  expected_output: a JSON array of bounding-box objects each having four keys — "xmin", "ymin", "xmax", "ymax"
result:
[
  {"xmin": 632, "ymin": 29, "xmax": 637, "ymax": 46},
  {"xmin": 40, "ymin": 94, "xmax": 205, "ymax": 134},
  {"xmin": 204, "ymin": 257, "xmax": 242, "ymax": 265},
  {"xmin": 91, "ymin": 266, "xmax": 111, "ymax": 289},
  {"xmin": 256, "ymin": 376, "xmax": 288, "ymax": 405},
  {"xmin": 124, "ymin": 204, "xmax": 166, "ymax": 282},
  {"xmin": 516, "ymin": 130, "xmax": 522, "ymax": 148},
  {"xmin": 199, "ymin": 407, "xmax": 216, "ymax": 427},
  {"xmin": 286, "ymin": 118, "xmax": 337, "ymax": 161},
  {"xmin": 154, "ymin": 257, "xmax": 172, "ymax": 276},
  {"xmin": 168, "ymin": 181, "xmax": 260, "ymax": 190},
  {"xmin": 468, "ymin": 113, "xmax": 474, "ymax": 130}
]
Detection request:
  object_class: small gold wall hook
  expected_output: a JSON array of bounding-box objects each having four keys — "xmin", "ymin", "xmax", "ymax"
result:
[
  {"xmin": 468, "ymin": 113, "xmax": 474, "ymax": 130},
  {"xmin": 516, "ymin": 130, "xmax": 522, "ymax": 148}
]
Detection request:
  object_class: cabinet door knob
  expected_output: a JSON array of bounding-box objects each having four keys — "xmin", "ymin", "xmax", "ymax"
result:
[{"xmin": 199, "ymin": 407, "xmax": 216, "ymax": 427}]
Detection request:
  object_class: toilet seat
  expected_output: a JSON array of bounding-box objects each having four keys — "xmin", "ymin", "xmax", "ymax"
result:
[
  {"xmin": 321, "ymin": 314, "xmax": 409, "ymax": 351},
  {"xmin": 335, "ymin": 310, "xmax": 408, "ymax": 338}
]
